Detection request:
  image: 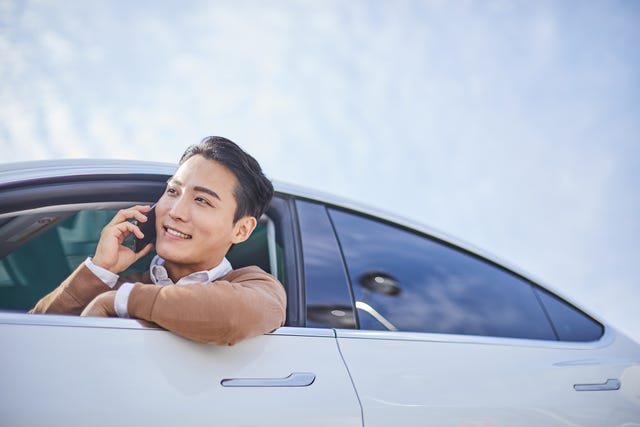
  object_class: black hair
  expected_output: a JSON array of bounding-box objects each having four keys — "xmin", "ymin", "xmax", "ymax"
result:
[{"xmin": 179, "ymin": 136, "xmax": 274, "ymax": 222}]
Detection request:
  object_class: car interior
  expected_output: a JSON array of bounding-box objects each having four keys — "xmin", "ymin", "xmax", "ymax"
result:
[{"xmin": 0, "ymin": 204, "xmax": 283, "ymax": 312}]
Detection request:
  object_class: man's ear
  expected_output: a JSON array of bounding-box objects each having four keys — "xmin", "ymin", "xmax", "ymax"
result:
[{"xmin": 231, "ymin": 216, "xmax": 257, "ymax": 244}]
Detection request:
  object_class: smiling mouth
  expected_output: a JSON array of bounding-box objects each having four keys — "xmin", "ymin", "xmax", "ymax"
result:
[{"xmin": 164, "ymin": 227, "xmax": 193, "ymax": 239}]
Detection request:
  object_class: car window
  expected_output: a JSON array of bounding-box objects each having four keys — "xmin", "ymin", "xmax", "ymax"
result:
[
  {"xmin": 0, "ymin": 208, "xmax": 279, "ymax": 312},
  {"xmin": 226, "ymin": 215, "xmax": 280, "ymax": 278},
  {"xmin": 0, "ymin": 209, "xmax": 154, "ymax": 311},
  {"xmin": 534, "ymin": 288, "xmax": 603, "ymax": 341},
  {"xmin": 296, "ymin": 200, "xmax": 356, "ymax": 329},
  {"xmin": 329, "ymin": 208, "xmax": 560, "ymax": 340}
]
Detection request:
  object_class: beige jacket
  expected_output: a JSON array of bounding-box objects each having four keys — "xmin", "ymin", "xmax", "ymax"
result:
[{"xmin": 30, "ymin": 264, "xmax": 287, "ymax": 345}]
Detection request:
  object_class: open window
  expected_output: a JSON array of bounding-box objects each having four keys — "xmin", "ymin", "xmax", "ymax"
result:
[
  {"xmin": 226, "ymin": 215, "xmax": 281, "ymax": 279},
  {"xmin": 0, "ymin": 204, "xmax": 284, "ymax": 312}
]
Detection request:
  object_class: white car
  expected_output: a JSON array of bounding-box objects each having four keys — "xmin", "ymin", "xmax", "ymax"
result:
[{"xmin": 0, "ymin": 159, "xmax": 638, "ymax": 426}]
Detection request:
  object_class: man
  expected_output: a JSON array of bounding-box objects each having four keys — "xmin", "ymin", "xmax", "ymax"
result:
[{"xmin": 30, "ymin": 136, "xmax": 287, "ymax": 345}]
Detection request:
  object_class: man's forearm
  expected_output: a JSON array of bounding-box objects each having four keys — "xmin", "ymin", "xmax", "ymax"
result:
[
  {"xmin": 29, "ymin": 263, "xmax": 114, "ymax": 315},
  {"xmin": 126, "ymin": 266, "xmax": 287, "ymax": 345},
  {"xmin": 31, "ymin": 264, "xmax": 287, "ymax": 346}
]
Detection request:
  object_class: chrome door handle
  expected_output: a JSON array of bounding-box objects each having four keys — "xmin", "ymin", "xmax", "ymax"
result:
[
  {"xmin": 574, "ymin": 379, "xmax": 621, "ymax": 391},
  {"xmin": 221, "ymin": 372, "xmax": 316, "ymax": 388}
]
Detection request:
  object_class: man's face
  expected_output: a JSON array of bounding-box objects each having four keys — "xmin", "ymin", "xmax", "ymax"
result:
[{"xmin": 154, "ymin": 154, "xmax": 245, "ymax": 275}]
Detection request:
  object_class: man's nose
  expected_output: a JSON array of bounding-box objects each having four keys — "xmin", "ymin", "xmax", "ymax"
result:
[{"xmin": 168, "ymin": 196, "xmax": 190, "ymax": 221}]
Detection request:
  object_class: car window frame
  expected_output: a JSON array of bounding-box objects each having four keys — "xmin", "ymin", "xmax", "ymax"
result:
[
  {"xmin": 294, "ymin": 199, "xmax": 357, "ymax": 329},
  {"xmin": 0, "ymin": 173, "xmax": 304, "ymax": 327}
]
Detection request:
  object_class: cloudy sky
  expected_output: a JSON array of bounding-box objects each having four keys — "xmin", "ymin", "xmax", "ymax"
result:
[{"xmin": 1, "ymin": 0, "xmax": 638, "ymax": 342}]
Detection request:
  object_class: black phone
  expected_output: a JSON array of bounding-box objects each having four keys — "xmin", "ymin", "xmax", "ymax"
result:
[{"xmin": 133, "ymin": 205, "xmax": 156, "ymax": 252}]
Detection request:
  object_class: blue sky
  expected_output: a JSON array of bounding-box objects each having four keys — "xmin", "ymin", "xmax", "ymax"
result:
[{"xmin": 1, "ymin": 0, "xmax": 639, "ymax": 342}]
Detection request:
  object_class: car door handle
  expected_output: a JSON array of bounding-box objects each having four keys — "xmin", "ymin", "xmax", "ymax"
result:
[
  {"xmin": 574, "ymin": 379, "xmax": 621, "ymax": 391},
  {"xmin": 221, "ymin": 372, "xmax": 316, "ymax": 387}
]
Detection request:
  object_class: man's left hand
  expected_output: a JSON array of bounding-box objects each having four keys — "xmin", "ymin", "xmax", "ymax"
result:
[{"xmin": 81, "ymin": 291, "xmax": 117, "ymax": 317}]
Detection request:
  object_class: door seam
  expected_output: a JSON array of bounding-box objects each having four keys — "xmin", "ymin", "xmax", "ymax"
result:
[{"xmin": 334, "ymin": 331, "xmax": 365, "ymax": 427}]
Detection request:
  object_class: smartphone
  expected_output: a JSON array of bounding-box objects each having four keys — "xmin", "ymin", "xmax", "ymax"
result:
[{"xmin": 133, "ymin": 205, "xmax": 156, "ymax": 252}]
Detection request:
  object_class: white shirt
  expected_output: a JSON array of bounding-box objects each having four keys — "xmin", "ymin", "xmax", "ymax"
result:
[{"xmin": 84, "ymin": 255, "xmax": 233, "ymax": 318}]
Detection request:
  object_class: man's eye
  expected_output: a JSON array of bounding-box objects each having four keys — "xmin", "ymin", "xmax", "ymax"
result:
[
  {"xmin": 166, "ymin": 188, "xmax": 177, "ymax": 195},
  {"xmin": 196, "ymin": 197, "xmax": 212, "ymax": 206}
]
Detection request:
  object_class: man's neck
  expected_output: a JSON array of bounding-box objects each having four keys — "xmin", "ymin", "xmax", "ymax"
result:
[{"xmin": 164, "ymin": 258, "xmax": 225, "ymax": 283}]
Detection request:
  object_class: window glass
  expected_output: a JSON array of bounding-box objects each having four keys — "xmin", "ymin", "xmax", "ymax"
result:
[
  {"xmin": 329, "ymin": 208, "xmax": 557, "ymax": 340},
  {"xmin": 297, "ymin": 200, "xmax": 356, "ymax": 329},
  {"xmin": 535, "ymin": 289, "xmax": 603, "ymax": 341}
]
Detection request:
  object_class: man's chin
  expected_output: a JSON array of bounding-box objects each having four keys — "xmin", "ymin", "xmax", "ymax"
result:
[{"xmin": 155, "ymin": 245, "xmax": 184, "ymax": 263}]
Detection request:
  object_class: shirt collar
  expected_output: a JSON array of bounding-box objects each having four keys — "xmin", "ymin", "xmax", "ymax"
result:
[{"xmin": 149, "ymin": 255, "xmax": 233, "ymax": 286}]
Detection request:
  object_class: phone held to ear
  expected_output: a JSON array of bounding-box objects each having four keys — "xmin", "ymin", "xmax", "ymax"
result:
[{"xmin": 133, "ymin": 205, "xmax": 156, "ymax": 253}]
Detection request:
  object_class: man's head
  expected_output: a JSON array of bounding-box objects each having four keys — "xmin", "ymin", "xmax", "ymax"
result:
[
  {"xmin": 179, "ymin": 136, "xmax": 274, "ymax": 222},
  {"xmin": 154, "ymin": 136, "xmax": 273, "ymax": 278}
]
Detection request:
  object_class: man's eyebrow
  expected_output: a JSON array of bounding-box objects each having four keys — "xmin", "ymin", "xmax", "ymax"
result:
[
  {"xmin": 194, "ymin": 185, "xmax": 221, "ymax": 201},
  {"xmin": 167, "ymin": 178, "xmax": 222, "ymax": 201}
]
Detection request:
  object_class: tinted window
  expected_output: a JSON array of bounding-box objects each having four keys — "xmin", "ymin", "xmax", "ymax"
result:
[
  {"xmin": 535, "ymin": 289, "xmax": 603, "ymax": 341},
  {"xmin": 329, "ymin": 208, "xmax": 557, "ymax": 340},
  {"xmin": 297, "ymin": 200, "xmax": 356, "ymax": 329}
]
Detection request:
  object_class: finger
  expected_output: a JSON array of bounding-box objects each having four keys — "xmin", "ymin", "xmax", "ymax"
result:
[
  {"xmin": 81, "ymin": 300, "xmax": 102, "ymax": 317},
  {"xmin": 134, "ymin": 243, "xmax": 154, "ymax": 261},
  {"xmin": 126, "ymin": 222, "xmax": 146, "ymax": 240},
  {"xmin": 110, "ymin": 221, "xmax": 144, "ymax": 240},
  {"xmin": 107, "ymin": 205, "xmax": 152, "ymax": 226},
  {"xmin": 128, "ymin": 207, "xmax": 152, "ymax": 224},
  {"xmin": 131, "ymin": 204, "xmax": 153, "ymax": 222},
  {"xmin": 80, "ymin": 302, "xmax": 91, "ymax": 316}
]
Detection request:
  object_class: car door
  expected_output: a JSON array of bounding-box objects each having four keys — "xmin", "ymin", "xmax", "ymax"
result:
[
  {"xmin": 336, "ymin": 329, "xmax": 640, "ymax": 427},
  {"xmin": 0, "ymin": 315, "xmax": 361, "ymax": 427},
  {"xmin": 323, "ymin": 206, "xmax": 640, "ymax": 427},
  {"xmin": 0, "ymin": 167, "xmax": 362, "ymax": 427}
]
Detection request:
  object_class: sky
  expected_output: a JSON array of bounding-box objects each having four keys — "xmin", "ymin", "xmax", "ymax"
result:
[{"xmin": 1, "ymin": 0, "xmax": 639, "ymax": 342}]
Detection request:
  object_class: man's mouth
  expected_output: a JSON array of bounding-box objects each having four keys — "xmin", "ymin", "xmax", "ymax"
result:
[{"xmin": 164, "ymin": 226, "xmax": 193, "ymax": 239}]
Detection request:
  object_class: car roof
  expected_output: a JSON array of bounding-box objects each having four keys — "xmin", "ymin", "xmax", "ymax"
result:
[
  {"xmin": 0, "ymin": 159, "xmax": 490, "ymax": 255},
  {"xmin": 0, "ymin": 159, "xmax": 177, "ymax": 185}
]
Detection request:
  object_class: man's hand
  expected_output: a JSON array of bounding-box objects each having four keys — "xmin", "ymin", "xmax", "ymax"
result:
[
  {"xmin": 81, "ymin": 291, "xmax": 117, "ymax": 317},
  {"xmin": 92, "ymin": 205, "xmax": 154, "ymax": 274}
]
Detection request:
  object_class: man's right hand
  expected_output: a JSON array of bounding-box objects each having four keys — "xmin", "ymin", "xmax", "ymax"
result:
[{"xmin": 92, "ymin": 205, "xmax": 154, "ymax": 274}]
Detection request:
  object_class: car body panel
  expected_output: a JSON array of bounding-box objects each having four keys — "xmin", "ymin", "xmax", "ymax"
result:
[
  {"xmin": 0, "ymin": 313, "xmax": 361, "ymax": 427},
  {"xmin": 336, "ymin": 328, "xmax": 640, "ymax": 426}
]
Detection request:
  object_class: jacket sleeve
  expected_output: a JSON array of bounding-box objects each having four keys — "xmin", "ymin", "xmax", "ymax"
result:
[
  {"xmin": 125, "ymin": 266, "xmax": 287, "ymax": 345},
  {"xmin": 29, "ymin": 264, "xmax": 113, "ymax": 315}
]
